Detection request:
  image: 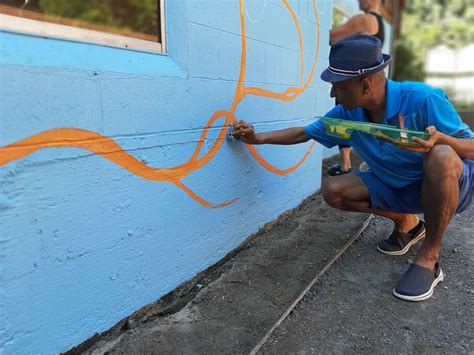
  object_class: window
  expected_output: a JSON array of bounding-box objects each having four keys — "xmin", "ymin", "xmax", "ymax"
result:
[{"xmin": 0, "ymin": 0, "xmax": 165, "ymax": 53}]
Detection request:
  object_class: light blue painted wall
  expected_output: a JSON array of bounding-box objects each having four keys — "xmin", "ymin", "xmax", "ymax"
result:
[{"xmin": 0, "ymin": 0, "xmax": 333, "ymax": 353}]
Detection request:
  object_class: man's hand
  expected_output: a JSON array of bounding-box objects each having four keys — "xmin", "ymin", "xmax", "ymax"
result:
[
  {"xmin": 232, "ymin": 120, "xmax": 309, "ymax": 145},
  {"xmin": 232, "ymin": 120, "xmax": 261, "ymax": 144},
  {"xmin": 397, "ymin": 113, "xmax": 438, "ymax": 153},
  {"xmin": 408, "ymin": 126, "xmax": 438, "ymax": 152}
]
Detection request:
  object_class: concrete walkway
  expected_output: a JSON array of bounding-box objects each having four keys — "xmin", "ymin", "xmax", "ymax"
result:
[
  {"xmin": 262, "ymin": 211, "xmax": 473, "ymax": 354},
  {"xmin": 77, "ymin": 160, "xmax": 473, "ymax": 354}
]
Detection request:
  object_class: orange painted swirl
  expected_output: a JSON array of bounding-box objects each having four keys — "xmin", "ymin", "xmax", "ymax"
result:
[{"xmin": 0, "ymin": 0, "xmax": 321, "ymax": 208}]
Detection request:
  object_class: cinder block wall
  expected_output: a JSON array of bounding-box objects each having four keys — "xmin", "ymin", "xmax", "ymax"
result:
[{"xmin": 0, "ymin": 1, "xmax": 332, "ymax": 352}]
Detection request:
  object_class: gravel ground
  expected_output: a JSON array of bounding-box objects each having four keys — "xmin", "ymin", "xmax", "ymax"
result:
[{"xmin": 262, "ymin": 212, "xmax": 473, "ymax": 354}]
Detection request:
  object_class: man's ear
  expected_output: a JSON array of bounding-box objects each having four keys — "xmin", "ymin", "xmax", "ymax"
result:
[{"xmin": 360, "ymin": 77, "xmax": 371, "ymax": 95}]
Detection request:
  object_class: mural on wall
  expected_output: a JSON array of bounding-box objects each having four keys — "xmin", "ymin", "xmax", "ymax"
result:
[{"xmin": 0, "ymin": 0, "xmax": 321, "ymax": 208}]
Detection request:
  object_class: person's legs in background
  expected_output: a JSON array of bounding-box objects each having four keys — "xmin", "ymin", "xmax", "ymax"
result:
[
  {"xmin": 339, "ymin": 146, "xmax": 352, "ymax": 171},
  {"xmin": 327, "ymin": 145, "xmax": 352, "ymax": 176}
]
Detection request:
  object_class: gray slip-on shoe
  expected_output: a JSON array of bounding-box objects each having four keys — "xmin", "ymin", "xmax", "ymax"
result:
[
  {"xmin": 377, "ymin": 220, "xmax": 425, "ymax": 256},
  {"xmin": 393, "ymin": 262, "xmax": 444, "ymax": 302}
]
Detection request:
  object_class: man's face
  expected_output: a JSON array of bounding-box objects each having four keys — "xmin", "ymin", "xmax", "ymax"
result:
[{"xmin": 330, "ymin": 78, "xmax": 364, "ymax": 110}]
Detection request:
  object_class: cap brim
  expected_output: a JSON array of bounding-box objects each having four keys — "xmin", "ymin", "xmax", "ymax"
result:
[{"xmin": 321, "ymin": 54, "xmax": 391, "ymax": 83}]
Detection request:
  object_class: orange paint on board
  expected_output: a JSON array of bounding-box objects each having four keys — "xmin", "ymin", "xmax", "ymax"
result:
[{"xmin": 0, "ymin": 0, "xmax": 321, "ymax": 207}]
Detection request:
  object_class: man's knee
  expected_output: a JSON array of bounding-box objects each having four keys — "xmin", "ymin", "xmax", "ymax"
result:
[
  {"xmin": 321, "ymin": 179, "xmax": 345, "ymax": 208},
  {"xmin": 424, "ymin": 145, "xmax": 462, "ymax": 179}
]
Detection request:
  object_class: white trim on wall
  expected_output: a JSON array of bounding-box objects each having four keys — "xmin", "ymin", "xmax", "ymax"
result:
[
  {"xmin": 160, "ymin": 0, "xmax": 166, "ymax": 53},
  {"xmin": 0, "ymin": 12, "xmax": 165, "ymax": 54}
]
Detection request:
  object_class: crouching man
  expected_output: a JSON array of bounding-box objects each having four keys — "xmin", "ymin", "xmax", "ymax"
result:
[{"xmin": 232, "ymin": 35, "xmax": 473, "ymax": 301}]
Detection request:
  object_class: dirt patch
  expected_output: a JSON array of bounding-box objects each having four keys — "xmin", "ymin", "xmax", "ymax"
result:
[
  {"xmin": 80, "ymin": 195, "xmax": 370, "ymax": 354},
  {"xmin": 262, "ymin": 211, "xmax": 473, "ymax": 354},
  {"xmin": 71, "ymin": 154, "xmax": 373, "ymax": 354}
]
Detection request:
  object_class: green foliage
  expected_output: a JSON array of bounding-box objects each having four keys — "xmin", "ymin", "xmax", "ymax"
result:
[
  {"xmin": 332, "ymin": 8, "xmax": 346, "ymax": 27},
  {"xmin": 392, "ymin": 38, "xmax": 426, "ymax": 82},
  {"xmin": 393, "ymin": 0, "xmax": 474, "ymax": 81},
  {"xmin": 452, "ymin": 101, "xmax": 474, "ymax": 110},
  {"xmin": 402, "ymin": 0, "xmax": 474, "ymax": 49},
  {"xmin": 37, "ymin": 0, "xmax": 158, "ymax": 35}
]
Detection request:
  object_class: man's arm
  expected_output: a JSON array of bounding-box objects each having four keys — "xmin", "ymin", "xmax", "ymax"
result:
[
  {"xmin": 330, "ymin": 14, "xmax": 377, "ymax": 43},
  {"xmin": 438, "ymin": 134, "xmax": 474, "ymax": 159},
  {"xmin": 232, "ymin": 120, "xmax": 310, "ymax": 145},
  {"xmin": 411, "ymin": 127, "xmax": 474, "ymax": 159}
]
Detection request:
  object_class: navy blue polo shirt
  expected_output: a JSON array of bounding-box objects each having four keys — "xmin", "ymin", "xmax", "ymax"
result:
[{"xmin": 304, "ymin": 79, "xmax": 474, "ymax": 188}]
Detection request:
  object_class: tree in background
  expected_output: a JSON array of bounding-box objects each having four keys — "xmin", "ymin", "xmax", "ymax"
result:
[
  {"xmin": 393, "ymin": 0, "xmax": 474, "ymax": 82},
  {"xmin": 38, "ymin": 0, "xmax": 157, "ymax": 36},
  {"xmin": 1, "ymin": 0, "xmax": 158, "ymax": 37}
]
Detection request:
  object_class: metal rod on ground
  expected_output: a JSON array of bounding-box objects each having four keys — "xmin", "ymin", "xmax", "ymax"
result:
[{"xmin": 249, "ymin": 214, "xmax": 374, "ymax": 355}]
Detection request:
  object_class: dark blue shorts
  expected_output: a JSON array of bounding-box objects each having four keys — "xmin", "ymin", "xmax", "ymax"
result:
[{"xmin": 354, "ymin": 159, "xmax": 473, "ymax": 214}]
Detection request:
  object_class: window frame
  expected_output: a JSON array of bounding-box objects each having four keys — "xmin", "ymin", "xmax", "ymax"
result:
[{"xmin": 0, "ymin": 0, "xmax": 166, "ymax": 54}]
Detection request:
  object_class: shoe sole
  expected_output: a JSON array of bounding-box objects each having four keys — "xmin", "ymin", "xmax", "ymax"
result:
[
  {"xmin": 376, "ymin": 229, "xmax": 426, "ymax": 256},
  {"xmin": 326, "ymin": 171, "xmax": 352, "ymax": 177},
  {"xmin": 392, "ymin": 269, "xmax": 444, "ymax": 302}
]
